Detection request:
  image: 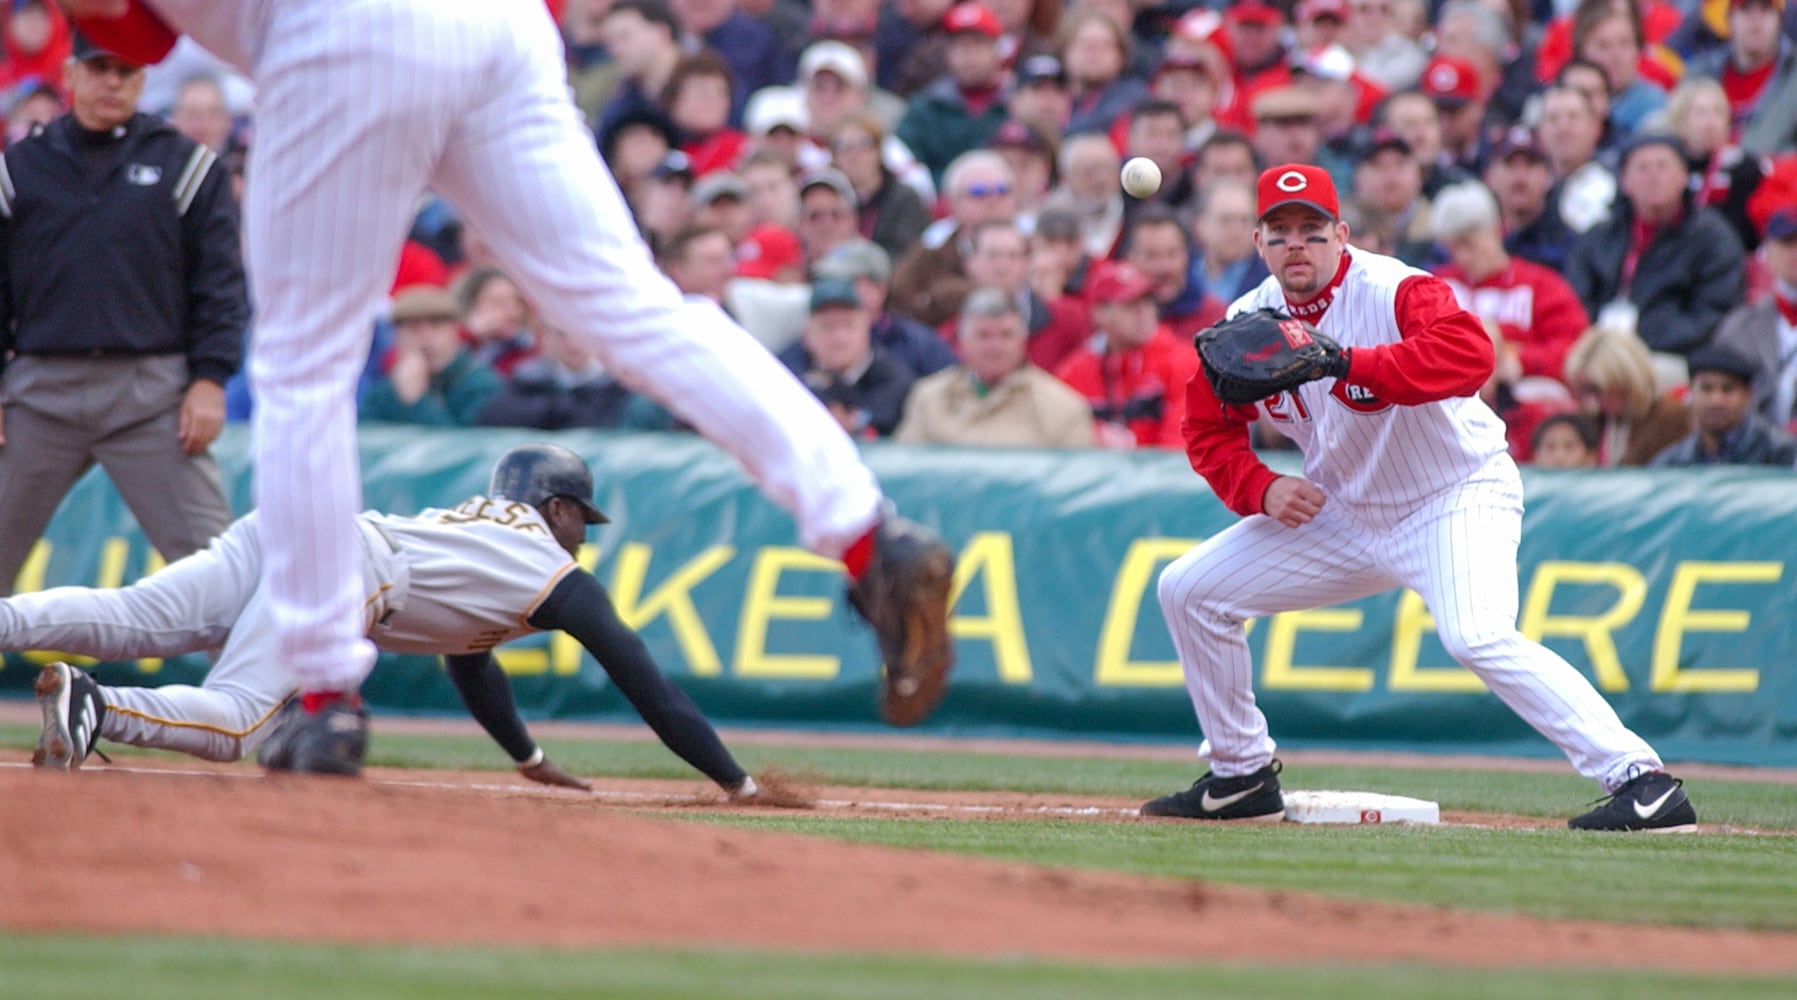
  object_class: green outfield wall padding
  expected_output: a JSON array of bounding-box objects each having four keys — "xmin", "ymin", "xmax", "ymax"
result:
[{"xmin": 3, "ymin": 426, "xmax": 1794, "ymax": 766}]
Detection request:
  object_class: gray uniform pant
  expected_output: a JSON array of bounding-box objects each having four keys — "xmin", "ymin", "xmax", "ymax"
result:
[
  {"xmin": 0, "ymin": 355, "xmax": 233, "ymax": 596},
  {"xmin": 0, "ymin": 514, "xmax": 407, "ymax": 761}
]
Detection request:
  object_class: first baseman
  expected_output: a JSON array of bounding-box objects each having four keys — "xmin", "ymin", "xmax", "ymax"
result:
[
  {"xmin": 27, "ymin": 444, "xmax": 760, "ymax": 797},
  {"xmin": 1146, "ymin": 164, "xmax": 1696, "ymax": 832},
  {"xmin": 54, "ymin": 0, "xmax": 955, "ymax": 773}
]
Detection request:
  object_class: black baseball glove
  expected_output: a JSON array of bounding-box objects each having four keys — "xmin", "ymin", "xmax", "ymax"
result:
[{"xmin": 1194, "ymin": 308, "xmax": 1350, "ymax": 406}]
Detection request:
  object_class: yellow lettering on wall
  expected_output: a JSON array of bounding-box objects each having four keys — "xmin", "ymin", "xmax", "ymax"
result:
[
  {"xmin": 13, "ymin": 539, "xmax": 49, "ymax": 596},
  {"xmin": 948, "ymin": 532, "xmax": 1032, "ymax": 683},
  {"xmin": 735, "ymin": 547, "xmax": 840, "ymax": 679},
  {"xmin": 608, "ymin": 542, "xmax": 733, "ymax": 676},
  {"xmin": 1650, "ymin": 561, "xmax": 1779, "ymax": 692},
  {"xmin": 496, "ymin": 645, "xmax": 551, "ymax": 676},
  {"xmin": 135, "ymin": 547, "xmax": 168, "ymax": 674},
  {"xmin": 1388, "ymin": 589, "xmax": 1485, "ymax": 692},
  {"xmin": 1517, "ymin": 562, "xmax": 1644, "ymax": 691},
  {"xmin": 1094, "ymin": 539, "xmax": 1198, "ymax": 687},
  {"xmin": 1262, "ymin": 608, "xmax": 1373, "ymax": 690}
]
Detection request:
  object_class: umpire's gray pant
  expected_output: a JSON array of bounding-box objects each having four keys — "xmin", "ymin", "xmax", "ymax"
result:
[{"xmin": 0, "ymin": 354, "xmax": 233, "ymax": 596}]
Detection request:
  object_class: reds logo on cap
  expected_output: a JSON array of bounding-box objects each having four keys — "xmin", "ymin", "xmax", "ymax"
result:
[{"xmin": 1256, "ymin": 164, "xmax": 1339, "ymax": 220}]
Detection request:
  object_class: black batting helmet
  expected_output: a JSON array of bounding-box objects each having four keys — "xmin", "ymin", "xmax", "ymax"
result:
[{"xmin": 488, "ymin": 444, "xmax": 609, "ymax": 524}]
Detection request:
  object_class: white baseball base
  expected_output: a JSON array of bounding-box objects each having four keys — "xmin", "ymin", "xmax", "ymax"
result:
[{"xmin": 1282, "ymin": 790, "xmax": 1441, "ymax": 825}]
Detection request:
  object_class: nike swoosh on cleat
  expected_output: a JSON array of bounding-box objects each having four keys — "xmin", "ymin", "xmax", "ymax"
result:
[
  {"xmin": 1633, "ymin": 786, "xmax": 1679, "ymax": 820},
  {"xmin": 1200, "ymin": 783, "xmax": 1263, "ymax": 813}
]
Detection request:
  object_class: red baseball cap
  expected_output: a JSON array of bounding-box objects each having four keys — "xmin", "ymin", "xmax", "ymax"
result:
[
  {"xmin": 734, "ymin": 224, "xmax": 803, "ymax": 280},
  {"xmin": 1256, "ymin": 164, "xmax": 1340, "ymax": 221},
  {"xmin": 1086, "ymin": 260, "xmax": 1156, "ymax": 305},
  {"xmin": 1421, "ymin": 55, "xmax": 1480, "ymax": 106},
  {"xmin": 942, "ymin": 2, "xmax": 1003, "ymax": 39},
  {"xmin": 1226, "ymin": 0, "xmax": 1285, "ymax": 25},
  {"xmin": 1297, "ymin": 0, "xmax": 1350, "ymax": 21}
]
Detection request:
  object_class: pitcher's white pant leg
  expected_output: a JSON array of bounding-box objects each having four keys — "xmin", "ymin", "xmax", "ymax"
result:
[
  {"xmin": 428, "ymin": 9, "xmax": 881, "ymax": 556},
  {"xmin": 0, "ymin": 516, "xmax": 261, "ymax": 657},
  {"xmin": 242, "ymin": 4, "xmax": 463, "ymax": 690},
  {"xmin": 1157, "ymin": 504, "xmax": 1394, "ymax": 777},
  {"xmin": 1385, "ymin": 475, "xmax": 1662, "ymax": 792}
]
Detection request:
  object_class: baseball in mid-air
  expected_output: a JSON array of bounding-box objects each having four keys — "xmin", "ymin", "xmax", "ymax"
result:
[{"xmin": 1120, "ymin": 157, "xmax": 1162, "ymax": 198}]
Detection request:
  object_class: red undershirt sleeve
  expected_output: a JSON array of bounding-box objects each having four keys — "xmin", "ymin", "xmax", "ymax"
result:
[
  {"xmin": 1180, "ymin": 368, "xmax": 1280, "ymax": 517},
  {"xmin": 1342, "ymin": 275, "xmax": 1495, "ymax": 405}
]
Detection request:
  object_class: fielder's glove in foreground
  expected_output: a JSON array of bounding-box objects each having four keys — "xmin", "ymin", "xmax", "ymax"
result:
[{"xmin": 1195, "ymin": 308, "xmax": 1350, "ymax": 405}]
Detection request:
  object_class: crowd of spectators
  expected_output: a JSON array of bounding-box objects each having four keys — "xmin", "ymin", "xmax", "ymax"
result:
[{"xmin": 6, "ymin": 0, "xmax": 1797, "ymax": 470}]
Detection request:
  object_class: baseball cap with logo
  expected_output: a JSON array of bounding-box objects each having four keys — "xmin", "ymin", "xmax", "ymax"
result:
[
  {"xmin": 1256, "ymin": 163, "xmax": 1341, "ymax": 221},
  {"xmin": 1086, "ymin": 260, "xmax": 1156, "ymax": 305},
  {"xmin": 735, "ymin": 224, "xmax": 804, "ymax": 280},
  {"xmin": 942, "ymin": 2, "xmax": 1003, "ymax": 38},
  {"xmin": 1421, "ymin": 55, "xmax": 1480, "ymax": 107}
]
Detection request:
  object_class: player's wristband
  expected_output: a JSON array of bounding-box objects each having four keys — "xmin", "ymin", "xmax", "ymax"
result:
[{"xmin": 518, "ymin": 747, "xmax": 545, "ymax": 769}]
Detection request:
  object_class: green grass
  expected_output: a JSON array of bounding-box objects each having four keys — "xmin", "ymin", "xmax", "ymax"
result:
[
  {"xmin": 676, "ymin": 814, "xmax": 1797, "ymax": 930},
  {"xmin": 6, "ymin": 935, "xmax": 1796, "ymax": 1000}
]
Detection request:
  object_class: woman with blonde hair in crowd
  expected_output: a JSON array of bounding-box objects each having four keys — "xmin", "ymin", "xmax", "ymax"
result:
[
  {"xmin": 1561, "ymin": 324, "xmax": 1689, "ymax": 466},
  {"xmin": 1662, "ymin": 75, "xmax": 1768, "ymax": 254}
]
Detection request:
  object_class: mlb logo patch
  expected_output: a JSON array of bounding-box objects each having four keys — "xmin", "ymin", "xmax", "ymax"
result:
[{"xmin": 127, "ymin": 164, "xmax": 163, "ymax": 186}]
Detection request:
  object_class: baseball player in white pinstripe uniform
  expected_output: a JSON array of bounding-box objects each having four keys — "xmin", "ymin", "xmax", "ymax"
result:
[
  {"xmin": 53, "ymin": 0, "xmax": 956, "ymax": 775},
  {"xmin": 1143, "ymin": 164, "xmax": 1696, "ymax": 831}
]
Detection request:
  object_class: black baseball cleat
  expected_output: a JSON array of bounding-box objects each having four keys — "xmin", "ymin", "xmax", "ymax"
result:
[
  {"xmin": 33, "ymin": 661, "xmax": 106, "ymax": 770},
  {"xmin": 1141, "ymin": 760, "xmax": 1286, "ymax": 821},
  {"xmin": 258, "ymin": 694, "xmax": 369, "ymax": 777},
  {"xmin": 846, "ymin": 512, "xmax": 956, "ymax": 727},
  {"xmin": 1568, "ymin": 770, "xmax": 1697, "ymax": 832}
]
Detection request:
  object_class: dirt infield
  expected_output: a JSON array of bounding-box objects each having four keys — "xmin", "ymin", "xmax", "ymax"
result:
[{"xmin": 5, "ymin": 758, "xmax": 1797, "ymax": 973}]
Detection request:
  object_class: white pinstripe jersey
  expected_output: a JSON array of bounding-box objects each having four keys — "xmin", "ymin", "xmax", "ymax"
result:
[
  {"xmin": 1230, "ymin": 248, "xmax": 1509, "ymax": 520},
  {"xmin": 363, "ymin": 497, "xmax": 577, "ymax": 656}
]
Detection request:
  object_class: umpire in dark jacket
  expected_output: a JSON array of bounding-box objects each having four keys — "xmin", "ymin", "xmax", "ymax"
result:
[
  {"xmin": 0, "ymin": 34, "xmax": 246, "ymax": 595},
  {"xmin": 1564, "ymin": 134, "xmax": 1744, "ymax": 358}
]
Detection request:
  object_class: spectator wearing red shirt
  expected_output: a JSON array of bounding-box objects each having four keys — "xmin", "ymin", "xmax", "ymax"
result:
[
  {"xmin": 1433, "ymin": 182, "xmax": 1589, "ymax": 383},
  {"xmin": 1053, "ymin": 261, "xmax": 1199, "ymax": 449},
  {"xmin": 0, "ymin": 1, "xmax": 71, "ymax": 99}
]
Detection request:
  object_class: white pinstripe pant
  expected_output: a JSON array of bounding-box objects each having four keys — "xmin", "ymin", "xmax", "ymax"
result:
[
  {"xmin": 1157, "ymin": 468, "xmax": 1663, "ymax": 794},
  {"xmin": 243, "ymin": 1, "xmax": 880, "ymax": 692}
]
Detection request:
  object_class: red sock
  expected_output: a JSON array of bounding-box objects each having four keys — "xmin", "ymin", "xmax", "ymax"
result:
[
  {"xmin": 841, "ymin": 527, "xmax": 876, "ymax": 581},
  {"xmin": 300, "ymin": 690, "xmax": 346, "ymax": 714}
]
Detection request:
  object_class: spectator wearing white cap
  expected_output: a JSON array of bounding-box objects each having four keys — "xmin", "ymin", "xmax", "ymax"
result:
[
  {"xmin": 742, "ymin": 86, "xmax": 809, "ymax": 169},
  {"xmin": 791, "ymin": 42, "xmax": 936, "ymax": 205}
]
